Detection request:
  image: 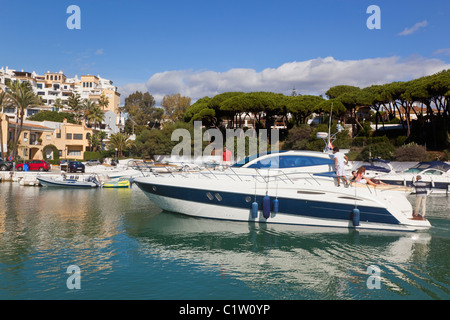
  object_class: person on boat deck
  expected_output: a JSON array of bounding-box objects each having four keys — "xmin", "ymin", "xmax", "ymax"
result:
[
  {"xmin": 332, "ymin": 146, "xmax": 348, "ymax": 187},
  {"xmin": 353, "ymin": 166, "xmax": 377, "ymax": 187},
  {"xmin": 413, "ymin": 175, "xmax": 428, "ymax": 219},
  {"xmin": 222, "ymin": 146, "xmax": 232, "ymax": 165}
]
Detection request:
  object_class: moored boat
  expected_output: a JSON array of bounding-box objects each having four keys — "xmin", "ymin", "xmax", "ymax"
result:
[
  {"xmin": 134, "ymin": 150, "xmax": 431, "ymax": 232},
  {"xmin": 377, "ymin": 161, "xmax": 450, "ymax": 195},
  {"xmin": 37, "ymin": 175, "xmax": 101, "ymax": 188},
  {"xmin": 103, "ymin": 178, "xmax": 131, "ymax": 188}
]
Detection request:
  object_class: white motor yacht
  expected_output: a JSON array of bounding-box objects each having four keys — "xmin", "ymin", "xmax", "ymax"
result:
[{"xmin": 134, "ymin": 151, "xmax": 431, "ymax": 232}]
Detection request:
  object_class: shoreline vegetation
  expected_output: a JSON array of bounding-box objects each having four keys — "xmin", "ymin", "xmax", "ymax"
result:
[
  {"xmin": 124, "ymin": 69, "xmax": 449, "ymax": 162},
  {"xmin": 2, "ymin": 70, "xmax": 449, "ymax": 163}
]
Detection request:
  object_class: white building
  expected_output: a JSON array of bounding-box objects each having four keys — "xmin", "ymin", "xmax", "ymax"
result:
[{"xmin": 0, "ymin": 66, "xmax": 122, "ymax": 134}]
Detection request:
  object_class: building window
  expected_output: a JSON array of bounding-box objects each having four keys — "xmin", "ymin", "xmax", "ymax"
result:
[
  {"xmin": 66, "ymin": 133, "xmax": 72, "ymax": 140},
  {"xmin": 68, "ymin": 150, "xmax": 81, "ymax": 156},
  {"xmin": 59, "ymin": 150, "xmax": 62, "ymax": 157},
  {"xmin": 56, "ymin": 132, "xmax": 61, "ymax": 139},
  {"xmin": 73, "ymin": 134, "xmax": 83, "ymax": 140}
]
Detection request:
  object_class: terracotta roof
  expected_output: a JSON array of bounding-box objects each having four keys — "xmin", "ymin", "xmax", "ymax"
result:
[{"xmin": 8, "ymin": 121, "xmax": 54, "ymax": 131}]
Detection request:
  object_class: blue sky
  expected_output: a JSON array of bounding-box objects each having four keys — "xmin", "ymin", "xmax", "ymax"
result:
[{"xmin": 1, "ymin": 0, "xmax": 449, "ymax": 103}]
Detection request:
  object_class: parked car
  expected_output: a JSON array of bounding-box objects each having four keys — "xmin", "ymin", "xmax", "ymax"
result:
[
  {"xmin": 59, "ymin": 160, "xmax": 68, "ymax": 172},
  {"xmin": 0, "ymin": 159, "xmax": 14, "ymax": 171},
  {"xmin": 16, "ymin": 160, "xmax": 51, "ymax": 172},
  {"xmin": 84, "ymin": 159, "xmax": 101, "ymax": 166},
  {"xmin": 68, "ymin": 161, "xmax": 85, "ymax": 173}
]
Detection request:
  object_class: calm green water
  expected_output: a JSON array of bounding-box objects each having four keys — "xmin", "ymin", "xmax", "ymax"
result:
[{"xmin": 0, "ymin": 182, "xmax": 449, "ymax": 300}]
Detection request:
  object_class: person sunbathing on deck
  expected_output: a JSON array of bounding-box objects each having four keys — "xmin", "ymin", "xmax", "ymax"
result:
[{"xmin": 352, "ymin": 166, "xmax": 377, "ymax": 187}]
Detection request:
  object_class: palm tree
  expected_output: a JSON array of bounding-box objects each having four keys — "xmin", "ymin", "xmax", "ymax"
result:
[
  {"xmin": 0, "ymin": 90, "xmax": 12, "ymax": 159},
  {"xmin": 98, "ymin": 94, "xmax": 109, "ymax": 111},
  {"xmin": 83, "ymin": 99, "xmax": 104, "ymax": 129},
  {"xmin": 96, "ymin": 130, "xmax": 107, "ymax": 151},
  {"xmin": 53, "ymin": 98, "xmax": 64, "ymax": 112},
  {"xmin": 67, "ymin": 92, "xmax": 83, "ymax": 123},
  {"xmin": 107, "ymin": 132, "xmax": 133, "ymax": 158},
  {"xmin": 7, "ymin": 81, "xmax": 41, "ymax": 160}
]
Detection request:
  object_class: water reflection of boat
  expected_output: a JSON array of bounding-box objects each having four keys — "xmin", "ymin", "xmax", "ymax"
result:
[
  {"xmin": 127, "ymin": 212, "xmax": 432, "ymax": 298},
  {"xmin": 134, "ymin": 150, "xmax": 431, "ymax": 232}
]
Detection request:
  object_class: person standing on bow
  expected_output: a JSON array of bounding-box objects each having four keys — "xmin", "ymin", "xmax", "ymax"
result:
[
  {"xmin": 333, "ymin": 146, "xmax": 349, "ymax": 187},
  {"xmin": 222, "ymin": 146, "xmax": 232, "ymax": 165}
]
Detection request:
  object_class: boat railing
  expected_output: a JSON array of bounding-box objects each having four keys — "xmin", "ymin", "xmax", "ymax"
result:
[
  {"xmin": 155, "ymin": 166, "xmax": 390, "ymax": 195},
  {"xmin": 146, "ymin": 166, "xmax": 338, "ymax": 187}
]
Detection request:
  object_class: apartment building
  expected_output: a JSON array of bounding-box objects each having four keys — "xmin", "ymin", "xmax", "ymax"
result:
[
  {"xmin": 1, "ymin": 113, "xmax": 96, "ymax": 161},
  {"xmin": 0, "ymin": 66, "xmax": 121, "ymax": 121}
]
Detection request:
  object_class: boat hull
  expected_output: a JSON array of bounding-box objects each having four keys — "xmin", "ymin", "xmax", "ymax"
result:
[
  {"xmin": 103, "ymin": 180, "xmax": 130, "ymax": 188},
  {"xmin": 37, "ymin": 177, "xmax": 97, "ymax": 188},
  {"xmin": 134, "ymin": 179, "xmax": 431, "ymax": 232}
]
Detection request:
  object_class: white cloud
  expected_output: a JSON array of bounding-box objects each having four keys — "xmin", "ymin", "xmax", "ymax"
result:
[
  {"xmin": 94, "ymin": 49, "xmax": 104, "ymax": 55},
  {"xmin": 118, "ymin": 56, "xmax": 450, "ymax": 105},
  {"xmin": 434, "ymin": 48, "xmax": 450, "ymax": 56},
  {"xmin": 397, "ymin": 20, "xmax": 428, "ymax": 36}
]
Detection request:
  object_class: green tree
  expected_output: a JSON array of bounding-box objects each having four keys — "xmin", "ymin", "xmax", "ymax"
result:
[
  {"xmin": 394, "ymin": 143, "xmax": 427, "ymax": 161},
  {"xmin": 53, "ymin": 98, "xmax": 64, "ymax": 111},
  {"xmin": 28, "ymin": 110, "xmax": 76, "ymax": 123},
  {"xmin": 135, "ymin": 122, "xmax": 195, "ymax": 157},
  {"xmin": 67, "ymin": 92, "xmax": 83, "ymax": 123},
  {"xmin": 161, "ymin": 93, "xmax": 191, "ymax": 122},
  {"xmin": 286, "ymin": 95, "xmax": 324, "ymax": 125},
  {"xmin": 107, "ymin": 132, "xmax": 134, "ymax": 158},
  {"xmin": 123, "ymin": 91, "xmax": 156, "ymax": 127},
  {"xmin": 184, "ymin": 96, "xmax": 213, "ymax": 122},
  {"xmin": 98, "ymin": 94, "xmax": 109, "ymax": 111},
  {"xmin": 84, "ymin": 100, "xmax": 104, "ymax": 129},
  {"xmin": 326, "ymin": 85, "xmax": 361, "ymax": 136},
  {"xmin": 356, "ymin": 142, "xmax": 396, "ymax": 160},
  {"xmin": 283, "ymin": 125, "xmax": 313, "ymax": 150}
]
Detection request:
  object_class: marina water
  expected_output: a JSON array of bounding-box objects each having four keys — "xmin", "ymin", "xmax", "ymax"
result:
[{"xmin": 0, "ymin": 183, "xmax": 449, "ymax": 300}]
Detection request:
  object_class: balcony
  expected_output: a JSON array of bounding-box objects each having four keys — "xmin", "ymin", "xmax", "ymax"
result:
[{"xmin": 28, "ymin": 139, "xmax": 42, "ymax": 146}]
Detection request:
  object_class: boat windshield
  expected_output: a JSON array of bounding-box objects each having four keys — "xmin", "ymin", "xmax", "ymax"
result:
[
  {"xmin": 422, "ymin": 169, "xmax": 443, "ymax": 175},
  {"xmin": 246, "ymin": 155, "xmax": 334, "ymax": 169},
  {"xmin": 405, "ymin": 168, "xmax": 422, "ymax": 174},
  {"xmin": 407, "ymin": 161, "xmax": 450, "ymax": 172}
]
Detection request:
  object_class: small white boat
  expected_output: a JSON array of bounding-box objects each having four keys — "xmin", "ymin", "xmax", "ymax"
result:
[{"xmin": 37, "ymin": 175, "xmax": 101, "ymax": 188}]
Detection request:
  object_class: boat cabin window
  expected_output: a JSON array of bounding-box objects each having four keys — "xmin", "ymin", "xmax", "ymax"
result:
[
  {"xmin": 247, "ymin": 155, "xmax": 333, "ymax": 169},
  {"xmin": 422, "ymin": 169, "xmax": 443, "ymax": 175},
  {"xmin": 405, "ymin": 168, "xmax": 422, "ymax": 174}
]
